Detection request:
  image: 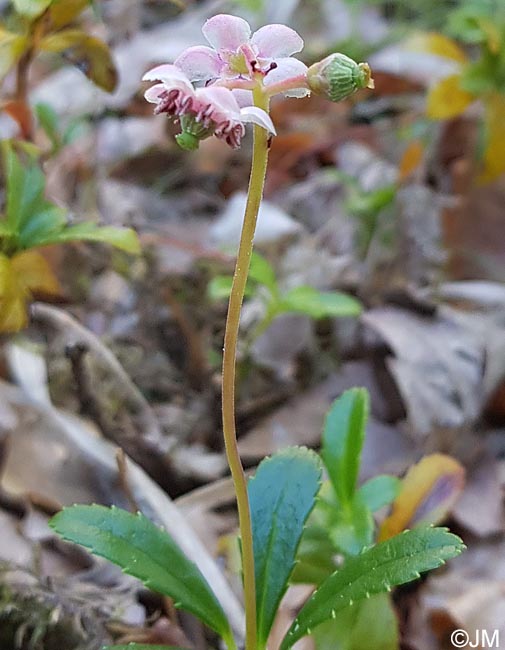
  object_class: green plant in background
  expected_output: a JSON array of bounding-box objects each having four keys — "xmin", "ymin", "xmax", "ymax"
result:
[
  {"xmin": 293, "ymin": 388, "xmax": 466, "ymax": 650},
  {"xmin": 208, "ymin": 251, "xmax": 362, "ymax": 340},
  {"xmin": 418, "ymin": 2, "xmax": 505, "ymax": 180},
  {"xmin": 34, "ymin": 101, "xmax": 91, "ymax": 155},
  {"xmin": 48, "ymin": 12, "xmax": 464, "ymax": 650},
  {"xmin": 1, "ymin": 0, "xmax": 117, "ymax": 137},
  {"xmin": 0, "ymin": 143, "xmax": 140, "ymax": 332}
]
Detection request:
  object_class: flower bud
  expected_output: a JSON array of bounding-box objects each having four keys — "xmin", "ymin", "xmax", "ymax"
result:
[{"xmin": 307, "ymin": 53, "xmax": 374, "ymax": 102}]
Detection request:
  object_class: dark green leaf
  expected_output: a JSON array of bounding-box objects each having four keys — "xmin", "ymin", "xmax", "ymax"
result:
[
  {"xmin": 358, "ymin": 475, "xmax": 402, "ymax": 513},
  {"xmin": 321, "ymin": 388, "xmax": 369, "ymax": 506},
  {"xmin": 32, "ymin": 223, "xmax": 140, "ymax": 253},
  {"xmin": 249, "ymin": 447, "xmax": 322, "ymax": 650},
  {"xmin": 49, "ymin": 505, "xmax": 233, "ymax": 645},
  {"xmin": 280, "ymin": 527, "xmax": 464, "ymax": 649},
  {"xmin": 280, "ymin": 286, "xmax": 361, "ymax": 319},
  {"xmin": 312, "ymin": 594, "xmax": 398, "ymax": 650}
]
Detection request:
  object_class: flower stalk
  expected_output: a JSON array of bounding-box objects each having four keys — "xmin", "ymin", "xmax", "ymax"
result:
[
  {"xmin": 142, "ymin": 16, "xmax": 375, "ymax": 649},
  {"xmin": 221, "ymin": 86, "xmax": 270, "ymax": 650}
]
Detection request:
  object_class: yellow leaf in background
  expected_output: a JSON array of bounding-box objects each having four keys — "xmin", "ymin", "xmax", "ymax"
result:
[
  {"xmin": 11, "ymin": 250, "xmax": 61, "ymax": 295},
  {"xmin": 408, "ymin": 32, "xmax": 468, "ymax": 63},
  {"xmin": 0, "ymin": 28, "xmax": 28, "ymax": 79},
  {"xmin": 398, "ymin": 140, "xmax": 425, "ymax": 181},
  {"xmin": 0, "ymin": 251, "xmax": 60, "ymax": 333},
  {"xmin": 40, "ymin": 30, "xmax": 118, "ymax": 92},
  {"xmin": 49, "ymin": 0, "xmax": 91, "ymax": 30},
  {"xmin": 378, "ymin": 453, "xmax": 465, "ymax": 542},
  {"xmin": 480, "ymin": 93, "xmax": 505, "ymax": 183},
  {"xmin": 426, "ymin": 75, "xmax": 474, "ymax": 119}
]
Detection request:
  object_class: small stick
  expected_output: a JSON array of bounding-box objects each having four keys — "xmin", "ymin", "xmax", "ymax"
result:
[
  {"xmin": 115, "ymin": 449, "xmax": 140, "ymax": 513},
  {"xmin": 31, "ymin": 303, "xmax": 162, "ymax": 444}
]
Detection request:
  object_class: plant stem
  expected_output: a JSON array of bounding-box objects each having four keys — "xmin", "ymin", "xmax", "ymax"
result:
[{"xmin": 221, "ymin": 87, "xmax": 270, "ymax": 650}]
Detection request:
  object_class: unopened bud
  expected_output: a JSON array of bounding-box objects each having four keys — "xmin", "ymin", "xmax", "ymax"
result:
[{"xmin": 307, "ymin": 53, "xmax": 374, "ymax": 102}]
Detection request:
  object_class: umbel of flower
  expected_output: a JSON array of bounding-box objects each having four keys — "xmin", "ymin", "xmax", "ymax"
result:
[
  {"xmin": 307, "ymin": 53, "xmax": 374, "ymax": 102},
  {"xmin": 142, "ymin": 14, "xmax": 374, "ymax": 150}
]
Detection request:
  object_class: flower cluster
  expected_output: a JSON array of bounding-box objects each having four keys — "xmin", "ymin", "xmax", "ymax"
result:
[
  {"xmin": 144, "ymin": 63, "xmax": 274, "ymax": 150},
  {"xmin": 143, "ymin": 14, "xmax": 374, "ymax": 150}
]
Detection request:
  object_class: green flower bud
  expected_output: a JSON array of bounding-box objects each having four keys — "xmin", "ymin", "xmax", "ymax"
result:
[
  {"xmin": 307, "ymin": 53, "xmax": 374, "ymax": 102},
  {"xmin": 175, "ymin": 114, "xmax": 214, "ymax": 151}
]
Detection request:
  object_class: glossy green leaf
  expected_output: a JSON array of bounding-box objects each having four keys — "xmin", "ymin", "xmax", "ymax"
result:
[
  {"xmin": 12, "ymin": 0, "xmax": 52, "ymax": 18},
  {"xmin": 312, "ymin": 594, "xmax": 398, "ymax": 650},
  {"xmin": 248, "ymin": 252, "xmax": 277, "ymax": 293},
  {"xmin": 280, "ymin": 526, "xmax": 464, "ymax": 649},
  {"xmin": 50, "ymin": 506, "xmax": 233, "ymax": 645},
  {"xmin": 32, "ymin": 222, "xmax": 141, "ymax": 253},
  {"xmin": 40, "ymin": 30, "xmax": 118, "ymax": 92},
  {"xmin": 358, "ymin": 475, "xmax": 402, "ymax": 513},
  {"xmin": 321, "ymin": 388, "xmax": 369, "ymax": 506},
  {"xmin": 280, "ymin": 286, "xmax": 361, "ymax": 319},
  {"xmin": 248, "ymin": 447, "xmax": 322, "ymax": 650}
]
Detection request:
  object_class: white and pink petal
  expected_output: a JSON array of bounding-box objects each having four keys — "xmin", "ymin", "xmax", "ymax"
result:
[
  {"xmin": 175, "ymin": 46, "xmax": 223, "ymax": 82},
  {"xmin": 239, "ymin": 106, "xmax": 276, "ymax": 134},
  {"xmin": 202, "ymin": 14, "xmax": 251, "ymax": 52},
  {"xmin": 142, "ymin": 63, "xmax": 192, "ymax": 89},
  {"xmin": 251, "ymin": 24, "xmax": 303, "ymax": 58},
  {"xmin": 263, "ymin": 57, "xmax": 309, "ymax": 97},
  {"xmin": 144, "ymin": 83, "xmax": 167, "ymax": 103}
]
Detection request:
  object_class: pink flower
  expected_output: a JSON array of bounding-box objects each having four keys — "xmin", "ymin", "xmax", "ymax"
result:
[
  {"xmin": 143, "ymin": 64, "xmax": 275, "ymax": 149},
  {"xmin": 175, "ymin": 14, "xmax": 309, "ymax": 97}
]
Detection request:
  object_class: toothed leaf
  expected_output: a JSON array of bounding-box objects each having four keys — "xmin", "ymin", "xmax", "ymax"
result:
[
  {"xmin": 50, "ymin": 505, "xmax": 232, "ymax": 644},
  {"xmin": 249, "ymin": 447, "xmax": 322, "ymax": 650},
  {"xmin": 280, "ymin": 526, "xmax": 464, "ymax": 649},
  {"xmin": 321, "ymin": 388, "xmax": 369, "ymax": 506}
]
